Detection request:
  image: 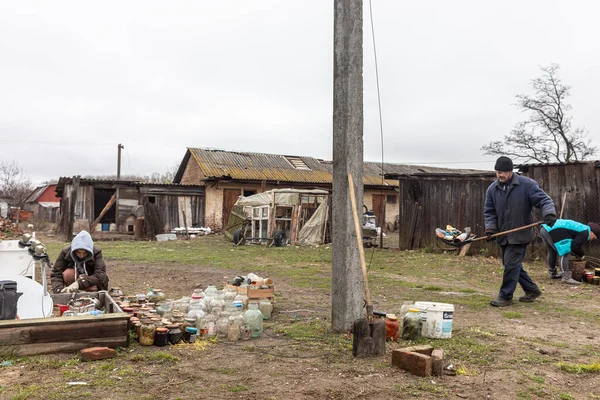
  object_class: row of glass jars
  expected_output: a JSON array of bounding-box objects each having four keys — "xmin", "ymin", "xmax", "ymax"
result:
[{"xmin": 134, "ymin": 300, "xmax": 272, "ymax": 345}]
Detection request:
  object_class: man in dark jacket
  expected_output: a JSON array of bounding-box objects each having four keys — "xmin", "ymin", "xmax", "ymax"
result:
[
  {"xmin": 484, "ymin": 156, "xmax": 557, "ymax": 307},
  {"xmin": 51, "ymin": 230, "xmax": 109, "ymax": 293},
  {"xmin": 540, "ymin": 219, "xmax": 600, "ymax": 283}
]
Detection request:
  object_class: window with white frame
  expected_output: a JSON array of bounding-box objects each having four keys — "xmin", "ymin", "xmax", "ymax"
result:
[{"xmin": 251, "ymin": 206, "xmax": 269, "ymax": 240}]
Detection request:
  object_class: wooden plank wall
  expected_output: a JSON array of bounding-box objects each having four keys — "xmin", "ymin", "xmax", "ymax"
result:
[{"xmin": 396, "ymin": 176, "xmax": 495, "ymax": 250}]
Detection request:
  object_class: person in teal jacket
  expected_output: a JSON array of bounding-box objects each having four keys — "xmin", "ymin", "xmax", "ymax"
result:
[{"xmin": 540, "ymin": 220, "xmax": 600, "ymax": 284}]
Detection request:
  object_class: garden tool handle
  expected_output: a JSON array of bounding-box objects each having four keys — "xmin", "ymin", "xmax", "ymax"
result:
[
  {"xmin": 471, "ymin": 221, "xmax": 543, "ymax": 242},
  {"xmin": 348, "ymin": 174, "xmax": 372, "ymax": 314}
]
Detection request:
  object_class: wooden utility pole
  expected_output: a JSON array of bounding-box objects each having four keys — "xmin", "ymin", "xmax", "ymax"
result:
[
  {"xmin": 332, "ymin": 0, "xmax": 364, "ymax": 333},
  {"xmin": 116, "ymin": 143, "xmax": 124, "ymax": 232}
]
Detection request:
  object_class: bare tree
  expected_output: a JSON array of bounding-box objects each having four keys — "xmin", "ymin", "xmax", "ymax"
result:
[
  {"xmin": 0, "ymin": 161, "xmax": 34, "ymax": 208},
  {"xmin": 482, "ymin": 64, "xmax": 596, "ymax": 163}
]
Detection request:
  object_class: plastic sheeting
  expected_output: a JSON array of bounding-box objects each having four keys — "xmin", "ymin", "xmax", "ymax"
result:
[
  {"xmin": 296, "ymin": 200, "xmax": 328, "ymax": 245},
  {"xmin": 236, "ymin": 189, "xmax": 329, "ymax": 208}
]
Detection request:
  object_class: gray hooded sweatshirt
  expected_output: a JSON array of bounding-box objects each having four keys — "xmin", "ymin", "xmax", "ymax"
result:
[{"xmin": 51, "ymin": 231, "xmax": 109, "ymax": 293}]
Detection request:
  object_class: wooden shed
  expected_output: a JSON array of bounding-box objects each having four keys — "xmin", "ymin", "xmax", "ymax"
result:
[
  {"xmin": 55, "ymin": 177, "xmax": 205, "ymax": 237},
  {"xmin": 519, "ymin": 161, "xmax": 600, "ymax": 257},
  {"xmin": 386, "ymin": 171, "xmax": 496, "ymax": 250}
]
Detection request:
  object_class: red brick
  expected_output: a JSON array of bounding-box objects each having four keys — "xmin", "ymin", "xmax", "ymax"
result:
[
  {"xmin": 431, "ymin": 348, "xmax": 444, "ymax": 376},
  {"xmin": 391, "ymin": 349, "xmax": 432, "ymax": 377},
  {"xmin": 408, "ymin": 345, "xmax": 434, "ymax": 356},
  {"xmin": 80, "ymin": 347, "xmax": 116, "ymax": 362}
]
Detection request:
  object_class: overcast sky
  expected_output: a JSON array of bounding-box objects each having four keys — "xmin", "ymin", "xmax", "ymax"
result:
[{"xmin": 1, "ymin": 1, "xmax": 598, "ymax": 184}]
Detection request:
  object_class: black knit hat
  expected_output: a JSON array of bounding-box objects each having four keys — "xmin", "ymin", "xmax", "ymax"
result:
[
  {"xmin": 589, "ymin": 222, "xmax": 600, "ymax": 240},
  {"xmin": 494, "ymin": 156, "xmax": 514, "ymax": 172}
]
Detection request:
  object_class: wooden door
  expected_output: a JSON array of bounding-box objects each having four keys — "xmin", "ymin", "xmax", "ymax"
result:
[
  {"xmin": 222, "ymin": 189, "xmax": 241, "ymax": 231},
  {"xmin": 372, "ymin": 194, "xmax": 385, "ymax": 227}
]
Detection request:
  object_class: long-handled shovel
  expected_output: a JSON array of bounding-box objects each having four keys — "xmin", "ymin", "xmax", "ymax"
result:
[
  {"xmin": 438, "ymin": 222, "xmax": 543, "ymax": 248},
  {"xmin": 348, "ymin": 173, "xmax": 386, "ymax": 357}
]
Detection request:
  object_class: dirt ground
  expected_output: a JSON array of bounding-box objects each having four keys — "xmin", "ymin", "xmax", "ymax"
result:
[{"xmin": 2, "ymin": 234, "xmax": 600, "ymax": 399}]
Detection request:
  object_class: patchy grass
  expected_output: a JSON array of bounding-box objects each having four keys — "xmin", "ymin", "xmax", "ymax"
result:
[
  {"xmin": 557, "ymin": 361, "xmax": 600, "ymax": 374},
  {"xmin": 503, "ymin": 311, "xmax": 524, "ymax": 319},
  {"xmin": 129, "ymin": 351, "xmax": 179, "ymax": 364}
]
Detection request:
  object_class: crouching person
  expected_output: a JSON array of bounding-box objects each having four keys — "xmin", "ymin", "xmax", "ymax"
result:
[
  {"xmin": 51, "ymin": 230, "xmax": 109, "ymax": 294},
  {"xmin": 540, "ymin": 220, "xmax": 600, "ymax": 284}
]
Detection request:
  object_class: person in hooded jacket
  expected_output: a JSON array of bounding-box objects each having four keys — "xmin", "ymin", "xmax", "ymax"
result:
[
  {"xmin": 484, "ymin": 156, "xmax": 557, "ymax": 307},
  {"xmin": 51, "ymin": 230, "xmax": 109, "ymax": 294},
  {"xmin": 540, "ymin": 220, "xmax": 600, "ymax": 284}
]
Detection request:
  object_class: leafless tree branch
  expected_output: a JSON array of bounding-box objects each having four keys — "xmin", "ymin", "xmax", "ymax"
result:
[{"xmin": 482, "ymin": 64, "xmax": 596, "ymax": 163}]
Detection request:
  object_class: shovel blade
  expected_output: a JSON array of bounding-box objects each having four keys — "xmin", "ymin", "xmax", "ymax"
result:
[{"xmin": 352, "ymin": 318, "xmax": 386, "ymax": 357}]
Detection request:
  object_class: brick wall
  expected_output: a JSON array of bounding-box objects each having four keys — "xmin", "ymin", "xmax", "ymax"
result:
[
  {"xmin": 180, "ymin": 159, "xmax": 205, "ymax": 185},
  {"xmin": 363, "ymin": 189, "xmax": 399, "ymax": 225}
]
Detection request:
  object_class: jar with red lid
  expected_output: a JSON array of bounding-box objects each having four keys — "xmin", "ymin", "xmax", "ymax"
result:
[{"xmin": 385, "ymin": 314, "xmax": 400, "ymax": 341}]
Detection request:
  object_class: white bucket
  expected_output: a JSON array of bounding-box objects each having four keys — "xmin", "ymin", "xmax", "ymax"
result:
[{"xmin": 414, "ymin": 302, "xmax": 454, "ymax": 339}]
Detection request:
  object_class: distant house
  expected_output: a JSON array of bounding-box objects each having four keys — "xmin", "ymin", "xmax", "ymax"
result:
[
  {"xmin": 24, "ymin": 184, "xmax": 60, "ymax": 223},
  {"xmin": 173, "ymin": 147, "xmax": 491, "ymax": 232}
]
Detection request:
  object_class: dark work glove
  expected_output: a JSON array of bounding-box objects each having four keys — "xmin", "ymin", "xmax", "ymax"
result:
[
  {"xmin": 485, "ymin": 229, "xmax": 497, "ymax": 241},
  {"xmin": 544, "ymin": 214, "xmax": 557, "ymax": 227}
]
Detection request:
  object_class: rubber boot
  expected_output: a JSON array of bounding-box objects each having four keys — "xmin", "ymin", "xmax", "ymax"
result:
[
  {"xmin": 561, "ymin": 270, "xmax": 581, "ymax": 285},
  {"xmin": 548, "ymin": 268, "xmax": 562, "ymax": 279}
]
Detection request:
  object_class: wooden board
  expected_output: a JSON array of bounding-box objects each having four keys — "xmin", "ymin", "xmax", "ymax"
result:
[{"xmin": 0, "ymin": 291, "xmax": 129, "ymax": 356}]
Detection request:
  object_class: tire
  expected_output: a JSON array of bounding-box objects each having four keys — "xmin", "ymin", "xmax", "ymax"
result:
[{"xmin": 273, "ymin": 230, "xmax": 286, "ymax": 247}]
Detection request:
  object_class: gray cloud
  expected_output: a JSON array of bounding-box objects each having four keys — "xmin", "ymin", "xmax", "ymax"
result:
[{"xmin": 1, "ymin": 0, "xmax": 598, "ymax": 183}]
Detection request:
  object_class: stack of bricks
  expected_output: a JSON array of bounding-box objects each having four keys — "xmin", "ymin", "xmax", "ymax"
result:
[{"xmin": 391, "ymin": 345, "xmax": 444, "ymax": 377}]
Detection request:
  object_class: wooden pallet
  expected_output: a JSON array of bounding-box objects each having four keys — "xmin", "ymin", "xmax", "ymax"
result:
[{"xmin": 0, "ymin": 291, "xmax": 129, "ymax": 356}]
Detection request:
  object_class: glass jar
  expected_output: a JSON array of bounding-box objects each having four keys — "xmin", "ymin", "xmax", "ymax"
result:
[
  {"xmin": 217, "ymin": 315, "xmax": 229, "ymax": 338},
  {"xmin": 227, "ymin": 312, "xmax": 243, "ymax": 342},
  {"xmin": 243, "ymin": 303, "xmax": 263, "ymax": 338},
  {"xmin": 154, "ymin": 327, "xmax": 169, "ymax": 346},
  {"xmin": 385, "ymin": 314, "xmax": 400, "ymax": 341},
  {"xmin": 234, "ymin": 293, "xmax": 248, "ymax": 311},
  {"xmin": 196, "ymin": 314, "xmax": 208, "ymax": 338},
  {"xmin": 139, "ymin": 319, "xmax": 156, "ymax": 346},
  {"xmin": 205, "ymin": 313, "xmax": 217, "ymax": 338},
  {"xmin": 188, "ymin": 309, "xmax": 205, "ymax": 324},
  {"xmin": 183, "ymin": 327, "xmax": 198, "ymax": 343},
  {"xmin": 181, "ymin": 317, "xmax": 197, "ymax": 333},
  {"xmin": 191, "ymin": 288, "xmax": 204, "ymax": 298},
  {"xmin": 147, "ymin": 288, "xmax": 166, "ymax": 303},
  {"xmin": 156, "ymin": 301, "xmax": 173, "ymax": 317},
  {"xmin": 204, "ymin": 285, "xmax": 218, "ymax": 298},
  {"xmin": 240, "ymin": 324, "xmax": 251, "ymax": 341},
  {"xmin": 402, "ymin": 308, "xmax": 422, "ymax": 341},
  {"xmin": 209, "ymin": 295, "xmax": 225, "ymax": 315},
  {"xmin": 109, "ymin": 287, "xmax": 123, "ymax": 299},
  {"xmin": 166, "ymin": 324, "xmax": 182, "ymax": 345},
  {"xmin": 136, "ymin": 294, "xmax": 147, "ymax": 304},
  {"xmin": 259, "ymin": 300, "xmax": 273, "ymax": 320},
  {"xmin": 171, "ymin": 310, "xmax": 185, "ymax": 324},
  {"xmin": 223, "ymin": 288, "xmax": 237, "ymax": 301}
]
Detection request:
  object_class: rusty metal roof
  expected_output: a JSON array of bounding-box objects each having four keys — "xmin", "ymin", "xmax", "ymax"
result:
[{"xmin": 185, "ymin": 148, "xmax": 491, "ymax": 187}]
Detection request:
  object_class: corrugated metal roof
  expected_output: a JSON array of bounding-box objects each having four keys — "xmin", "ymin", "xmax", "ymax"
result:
[
  {"xmin": 25, "ymin": 185, "xmax": 49, "ymax": 203},
  {"xmin": 188, "ymin": 148, "xmax": 491, "ymax": 186},
  {"xmin": 517, "ymin": 160, "xmax": 600, "ymax": 168},
  {"xmin": 56, "ymin": 177, "xmax": 205, "ymax": 197}
]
